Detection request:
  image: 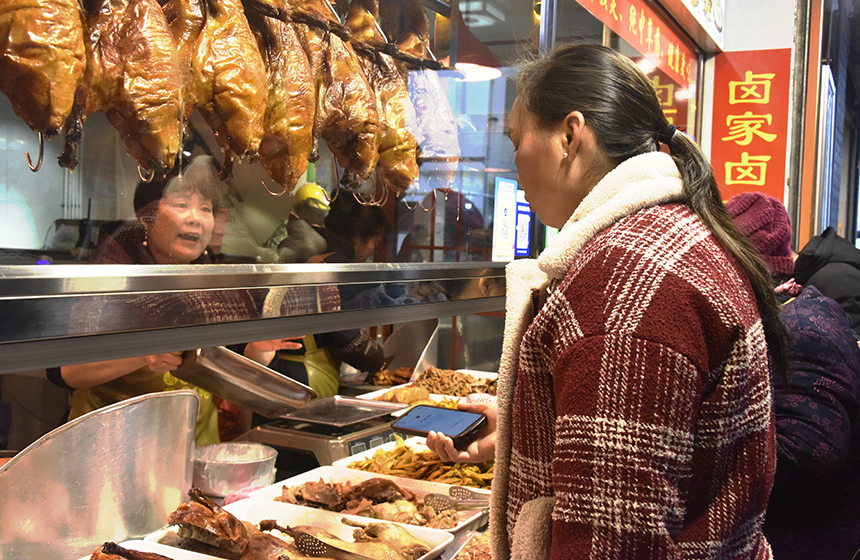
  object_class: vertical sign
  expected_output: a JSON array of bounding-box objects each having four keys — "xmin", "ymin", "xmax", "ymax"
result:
[
  {"xmin": 711, "ymin": 49, "xmax": 792, "ymax": 202},
  {"xmin": 492, "ymin": 177, "xmax": 517, "ymax": 262},
  {"xmin": 514, "ymin": 190, "xmax": 531, "ymax": 257}
]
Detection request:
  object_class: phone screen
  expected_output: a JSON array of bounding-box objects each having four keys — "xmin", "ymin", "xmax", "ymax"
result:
[{"xmin": 392, "ymin": 405, "xmax": 486, "ymax": 439}]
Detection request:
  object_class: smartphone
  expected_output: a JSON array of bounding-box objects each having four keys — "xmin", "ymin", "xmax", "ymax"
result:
[{"xmin": 391, "ymin": 405, "xmax": 487, "ymax": 449}]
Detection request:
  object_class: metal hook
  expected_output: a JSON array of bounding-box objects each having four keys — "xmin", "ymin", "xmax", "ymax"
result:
[
  {"xmin": 138, "ymin": 165, "xmax": 155, "ymax": 183},
  {"xmin": 418, "ymin": 190, "xmax": 438, "ymax": 212},
  {"xmin": 262, "ymin": 180, "xmax": 289, "ymax": 197},
  {"xmin": 25, "ymin": 132, "xmax": 44, "ymax": 172}
]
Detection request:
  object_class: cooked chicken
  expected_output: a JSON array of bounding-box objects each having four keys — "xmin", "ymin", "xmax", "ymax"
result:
[
  {"xmin": 346, "ymin": 0, "xmax": 417, "ymax": 195},
  {"xmin": 353, "ymin": 522, "xmax": 431, "ymax": 560},
  {"xmin": 89, "ymin": 542, "xmax": 172, "ymax": 560},
  {"xmin": 59, "ymin": 0, "xmax": 183, "ymax": 173},
  {"xmin": 167, "ymin": 487, "xmax": 250, "ymax": 554},
  {"xmin": 191, "ymin": 0, "xmax": 268, "ymax": 166},
  {"xmin": 244, "ymin": 0, "xmax": 315, "ymax": 193},
  {"xmin": 0, "ymin": 0, "xmax": 86, "ymax": 138},
  {"xmin": 290, "ymin": 0, "xmax": 380, "ymax": 186}
]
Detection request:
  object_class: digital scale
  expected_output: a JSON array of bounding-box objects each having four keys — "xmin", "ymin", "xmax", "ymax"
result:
[{"xmin": 237, "ymin": 395, "xmax": 408, "ymax": 478}]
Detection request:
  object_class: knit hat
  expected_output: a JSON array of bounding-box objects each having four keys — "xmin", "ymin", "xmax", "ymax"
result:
[{"xmin": 725, "ymin": 191, "xmax": 794, "ymax": 277}]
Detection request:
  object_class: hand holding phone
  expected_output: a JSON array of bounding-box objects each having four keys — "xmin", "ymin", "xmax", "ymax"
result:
[
  {"xmin": 426, "ymin": 401, "xmax": 497, "ymax": 462},
  {"xmin": 391, "ymin": 405, "xmax": 488, "ymax": 450}
]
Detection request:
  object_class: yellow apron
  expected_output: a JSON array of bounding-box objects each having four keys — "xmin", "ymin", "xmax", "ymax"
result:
[{"xmin": 280, "ymin": 334, "xmax": 340, "ymax": 398}]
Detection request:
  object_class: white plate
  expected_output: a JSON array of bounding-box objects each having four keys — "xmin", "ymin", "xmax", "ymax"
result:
[
  {"xmin": 223, "ymin": 499, "xmax": 453, "ymax": 560},
  {"xmin": 78, "ymin": 539, "xmax": 221, "ymax": 560},
  {"xmin": 249, "ymin": 465, "xmax": 488, "ymax": 534},
  {"xmin": 355, "ymin": 387, "xmax": 462, "ymax": 416}
]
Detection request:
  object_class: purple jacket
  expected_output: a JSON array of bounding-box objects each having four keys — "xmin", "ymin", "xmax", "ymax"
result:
[{"xmin": 764, "ymin": 285, "xmax": 860, "ymax": 559}]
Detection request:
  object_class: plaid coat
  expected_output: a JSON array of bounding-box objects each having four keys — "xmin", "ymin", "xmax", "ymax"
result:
[{"xmin": 490, "ymin": 152, "xmax": 775, "ymax": 560}]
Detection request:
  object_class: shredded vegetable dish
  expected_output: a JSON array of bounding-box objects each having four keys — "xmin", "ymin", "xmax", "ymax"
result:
[{"xmin": 347, "ymin": 436, "xmax": 493, "ymax": 488}]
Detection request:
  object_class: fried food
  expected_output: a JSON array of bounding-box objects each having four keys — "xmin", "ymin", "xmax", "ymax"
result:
[
  {"xmin": 453, "ymin": 532, "xmax": 491, "ymax": 560},
  {"xmin": 89, "ymin": 542, "xmax": 172, "ymax": 560},
  {"xmin": 167, "ymin": 487, "xmax": 250, "ymax": 554},
  {"xmin": 372, "ymin": 366, "xmax": 414, "ymax": 386},
  {"xmin": 347, "ymin": 436, "xmax": 493, "ymax": 488}
]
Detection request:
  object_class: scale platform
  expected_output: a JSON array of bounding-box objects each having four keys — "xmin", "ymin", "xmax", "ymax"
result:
[{"xmin": 237, "ymin": 395, "xmax": 408, "ymax": 477}]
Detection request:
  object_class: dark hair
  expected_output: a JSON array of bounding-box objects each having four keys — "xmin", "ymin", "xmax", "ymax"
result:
[
  {"xmin": 515, "ymin": 44, "xmax": 788, "ymax": 378},
  {"xmin": 324, "ymin": 189, "xmax": 390, "ymax": 242},
  {"xmin": 134, "ymin": 155, "xmax": 222, "ymax": 223}
]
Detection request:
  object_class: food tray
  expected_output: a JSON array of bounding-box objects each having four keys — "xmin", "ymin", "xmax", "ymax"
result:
[
  {"xmin": 249, "ymin": 466, "xmax": 489, "ymax": 534},
  {"xmin": 355, "ymin": 387, "xmax": 462, "ymax": 416},
  {"xmin": 281, "ymin": 395, "xmax": 409, "ymax": 427},
  {"xmin": 78, "ymin": 539, "xmax": 220, "ymax": 560},
  {"xmin": 332, "ymin": 436, "xmax": 431, "ymax": 468},
  {"xmin": 223, "ymin": 498, "xmax": 453, "ymax": 560}
]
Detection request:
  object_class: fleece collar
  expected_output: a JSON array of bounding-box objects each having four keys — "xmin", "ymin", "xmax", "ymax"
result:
[{"xmin": 537, "ymin": 151, "xmax": 685, "ymax": 280}]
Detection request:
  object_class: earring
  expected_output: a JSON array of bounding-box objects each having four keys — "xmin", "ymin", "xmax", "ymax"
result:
[{"xmin": 562, "ymin": 152, "xmax": 568, "ymax": 159}]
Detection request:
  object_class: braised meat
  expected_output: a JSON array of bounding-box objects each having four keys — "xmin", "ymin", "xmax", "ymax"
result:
[
  {"xmin": 89, "ymin": 542, "xmax": 172, "ymax": 560},
  {"xmin": 59, "ymin": 0, "xmax": 183, "ymax": 173},
  {"xmin": 191, "ymin": 0, "xmax": 268, "ymax": 165},
  {"xmin": 239, "ymin": 531, "xmax": 293, "ymax": 560},
  {"xmin": 0, "ymin": 0, "xmax": 86, "ymax": 138},
  {"xmin": 167, "ymin": 487, "xmax": 251, "ymax": 554},
  {"xmin": 245, "ymin": 0, "xmax": 315, "ymax": 193},
  {"xmin": 349, "ymin": 477, "xmax": 415, "ymax": 503}
]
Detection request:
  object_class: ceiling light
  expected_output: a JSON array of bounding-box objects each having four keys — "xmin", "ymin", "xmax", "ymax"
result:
[{"xmin": 454, "ymin": 63, "xmax": 503, "ymax": 82}]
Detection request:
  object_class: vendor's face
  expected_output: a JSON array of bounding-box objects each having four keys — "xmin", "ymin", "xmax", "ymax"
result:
[
  {"xmin": 147, "ymin": 190, "xmax": 214, "ymax": 264},
  {"xmin": 509, "ymin": 98, "xmax": 582, "ymax": 229}
]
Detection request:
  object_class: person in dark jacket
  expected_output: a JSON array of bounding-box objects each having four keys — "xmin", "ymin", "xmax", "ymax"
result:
[
  {"xmin": 727, "ymin": 191, "xmax": 860, "ymax": 560},
  {"xmin": 793, "ymin": 226, "xmax": 860, "ymax": 338}
]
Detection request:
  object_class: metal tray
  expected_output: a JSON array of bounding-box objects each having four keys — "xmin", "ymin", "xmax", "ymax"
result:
[
  {"xmin": 281, "ymin": 395, "xmax": 408, "ymax": 427},
  {"xmin": 174, "ymin": 346, "xmax": 317, "ymax": 418}
]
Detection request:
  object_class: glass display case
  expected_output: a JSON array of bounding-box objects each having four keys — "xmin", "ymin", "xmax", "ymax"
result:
[{"xmin": 0, "ymin": 0, "xmax": 702, "ymax": 374}]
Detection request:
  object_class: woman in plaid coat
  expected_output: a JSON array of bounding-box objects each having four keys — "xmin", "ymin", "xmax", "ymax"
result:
[{"xmin": 428, "ymin": 44, "xmax": 788, "ymax": 560}]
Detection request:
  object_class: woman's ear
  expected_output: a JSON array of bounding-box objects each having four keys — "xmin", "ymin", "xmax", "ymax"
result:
[{"xmin": 562, "ymin": 111, "xmax": 587, "ymax": 159}]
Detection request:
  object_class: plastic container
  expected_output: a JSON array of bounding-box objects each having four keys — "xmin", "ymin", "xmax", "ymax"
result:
[{"xmin": 193, "ymin": 442, "xmax": 278, "ymax": 498}]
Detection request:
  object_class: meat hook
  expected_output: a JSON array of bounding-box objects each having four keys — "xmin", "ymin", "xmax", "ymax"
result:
[
  {"xmin": 25, "ymin": 132, "xmax": 44, "ymax": 172},
  {"xmin": 138, "ymin": 165, "xmax": 155, "ymax": 183},
  {"xmin": 418, "ymin": 190, "xmax": 438, "ymax": 212},
  {"xmin": 262, "ymin": 179, "xmax": 289, "ymax": 197}
]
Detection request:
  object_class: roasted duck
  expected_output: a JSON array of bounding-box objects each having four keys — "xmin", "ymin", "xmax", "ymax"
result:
[
  {"xmin": 0, "ymin": 0, "xmax": 86, "ymax": 138},
  {"xmin": 59, "ymin": 0, "xmax": 183, "ymax": 173},
  {"xmin": 378, "ymin": 0, "xmax": 432, "ymax": 62},
  {"xmin": 244, "ymin": 0, "xmax": 315, "ymax": 193},
  {"xmin": 346, "ymin": 0, "xmax": 418, "ymax": 195},
  {"xmin": 89, "ymin": 542, "xmax": 172, "ymax": 560},
  {"xmin": 167, "ymin": 487, "xmax": 250, "ymax": 554},
  {"xmin": 158, "ymin": 0, "xmax": 206, "ymax": 122},
  {"xmin": 191, "ymin": 0, "xmax": 268, "ymax": 170},
  {"xmin": 290, "ymin": 0, "xmax": 380, "ymax": 186}
]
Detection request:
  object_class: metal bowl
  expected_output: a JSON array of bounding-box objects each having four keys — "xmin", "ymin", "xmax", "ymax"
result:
[{"xmin": 193, "ymin": 442, "xmax": 277, "ymax": 498}]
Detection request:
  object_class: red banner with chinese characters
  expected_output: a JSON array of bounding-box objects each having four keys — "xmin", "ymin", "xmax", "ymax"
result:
[
  {"xmin": 711, "ymin": 49, "xmax": 792, "ymax": 202},
  {"xmin": 575, "ymin": 0, "xmax": 698, "ymax": 88}
]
